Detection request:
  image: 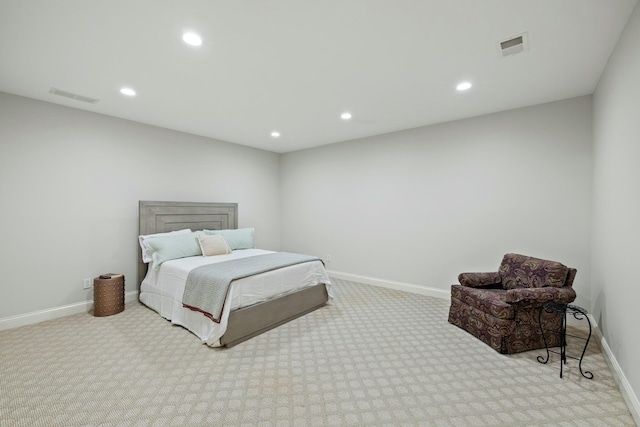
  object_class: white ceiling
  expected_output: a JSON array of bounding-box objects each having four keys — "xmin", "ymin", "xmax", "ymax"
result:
[{"xmin": 0, "ymin": 1, "xmax": 637, "ymax": 153}]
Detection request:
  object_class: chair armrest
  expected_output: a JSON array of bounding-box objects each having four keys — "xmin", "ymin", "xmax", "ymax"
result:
[
  {"xmin": 458, "ymin": 272, "xmax": 502, "ymax": 288},
  {"xmin": 505, "ymin": 287, "xmax": 577, "ymax": 305}
]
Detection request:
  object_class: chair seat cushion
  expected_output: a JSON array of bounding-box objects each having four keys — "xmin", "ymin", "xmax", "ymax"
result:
[{"xmin": 451, "ymin": 285, "xmax": 514, "ymax": 320}]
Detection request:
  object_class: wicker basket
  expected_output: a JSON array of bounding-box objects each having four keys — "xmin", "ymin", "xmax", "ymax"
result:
[{"xmin": 93, "ymin": 274, "xmax": 125, "ymax": 317}]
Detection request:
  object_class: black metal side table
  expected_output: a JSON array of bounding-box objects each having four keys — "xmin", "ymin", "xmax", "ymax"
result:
[{"xmin": 537, "ymin": 302, "xmax": 593, "ymax": 379}]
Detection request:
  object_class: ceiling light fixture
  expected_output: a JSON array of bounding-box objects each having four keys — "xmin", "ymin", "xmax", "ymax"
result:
[
  {"xmin": 340, "ymin": 112, "xmax": 352, "ymax": 120},
  {"xmin": 271, "ymin": 131, "xmax": 280, "ymax": 138},
  {"xmin": 456, "ymin": 81, "xmax": 472, "ymax": 91},
  {"xmin": 182, "ymin": 32, "xmax": 202, "ymax": 47},
  {"xmin": 120, "ymin": 87, "xmax": 136, "ymax": 96}
]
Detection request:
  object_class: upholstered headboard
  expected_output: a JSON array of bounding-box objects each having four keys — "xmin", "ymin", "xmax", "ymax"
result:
[{"xmin": 138, "ymin": 201, "xmax": 238, "ymax": 286}]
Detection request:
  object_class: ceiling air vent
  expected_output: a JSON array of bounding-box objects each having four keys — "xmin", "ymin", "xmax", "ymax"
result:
[
  {"xmin": 49, "ymin": 87, "xmax": 99, "ymax": 104},
  {"xmin": 498, "ymin": 32, "xmax": 528, "ymax": 57}
]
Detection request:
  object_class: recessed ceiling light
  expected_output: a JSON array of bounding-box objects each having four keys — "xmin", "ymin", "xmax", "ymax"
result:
[
  {"xmin": 456, "ymin": 81, "xmax": 472, "ymax": 91},
  {"xmin": 182, "ymin": 32, "xmax": 202, "ymax": 47},
  {"xmin": 340, "ymin": 112, "xmax": 352, "ymax": 120},
  {"xmin": 271, "ymin": 131, "xmax": 280, "ymax": 138},
  {"xmin": 120, "ymin": 87, "xmax": 136, "ymax": 96}
]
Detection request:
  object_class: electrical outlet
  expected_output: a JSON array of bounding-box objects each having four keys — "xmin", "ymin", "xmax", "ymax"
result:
[
  {"xmin": 326, "ymin": 254, "xmax": 332, "ymax": 262},
  {"xmin": 83, "ymin": 278, "xmax": 92, "ymax": 289}
]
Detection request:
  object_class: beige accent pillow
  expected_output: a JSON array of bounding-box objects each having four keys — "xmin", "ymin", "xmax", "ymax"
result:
[{"xmin": 197, "ymin": 234, "xmax": 232, "ymax": 256}]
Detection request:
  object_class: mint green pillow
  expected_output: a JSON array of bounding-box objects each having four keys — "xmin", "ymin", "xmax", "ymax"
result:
[
  {"xmin": 203, "ymin": 228, "xmax": 255, "ymax": 250},
  {"xmin": 144, "ymin": 232, "xmax": 201, "ymax": 270}
]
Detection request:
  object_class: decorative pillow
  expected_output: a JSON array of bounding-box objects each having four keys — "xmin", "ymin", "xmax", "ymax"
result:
[
  {"xmin": 138, "ymin": 229, "xmax": 191, "ymax": 263},
  {"xmin": 198, "ymin": 234, "xmax": 232, "ymax": 257},
  {"xmin": 144, "ymin": 232, "xmax": 201, "ymax": 270},
  {"xmin": 203, "ymin": 228, "xmax": 255, "ymax": 250}
]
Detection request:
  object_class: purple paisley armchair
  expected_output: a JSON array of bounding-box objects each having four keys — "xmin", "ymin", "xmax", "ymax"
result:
[{"xmin": 448, "ymin": 253, "xmax": 577, "ymax": 354}]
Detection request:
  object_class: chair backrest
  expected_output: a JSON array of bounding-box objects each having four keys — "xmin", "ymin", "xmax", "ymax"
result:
[{"xmin": 498, "ymin": 253, "xmax": 571, "ymax": 290}]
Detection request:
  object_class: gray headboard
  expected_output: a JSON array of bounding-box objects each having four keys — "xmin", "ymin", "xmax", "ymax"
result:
[{"xmin": 138, "ymin": 201, "xmax": 238, "ymax": 286}]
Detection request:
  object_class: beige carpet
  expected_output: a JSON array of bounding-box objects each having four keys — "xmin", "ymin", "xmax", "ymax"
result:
[{"xmin": 0, "ymin": 279, "xmax": 635, "ymax": 426}]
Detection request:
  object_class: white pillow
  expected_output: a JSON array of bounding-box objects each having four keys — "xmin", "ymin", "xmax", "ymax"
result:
[
  {"xmin": 198, "ymin": 234, "xmax": 232, "ymax": 257},
  {"xmin": 138, "ymin": 229, "xmax": 191, "ymax": 263}
]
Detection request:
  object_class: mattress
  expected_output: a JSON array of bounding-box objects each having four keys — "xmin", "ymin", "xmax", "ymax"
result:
[{"xmin": 140, "ymin": 249, "xmax": 332, "ymax": 347}]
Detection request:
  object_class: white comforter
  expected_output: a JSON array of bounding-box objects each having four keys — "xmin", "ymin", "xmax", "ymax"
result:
[{"xmin": 140, "ymin": 249, "xmax": 332, "ymax": 347}]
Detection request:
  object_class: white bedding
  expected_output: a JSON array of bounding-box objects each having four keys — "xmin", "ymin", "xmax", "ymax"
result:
[{"xmin": 140, "ymin": 249, "xmax": 332, "ymax": 347}]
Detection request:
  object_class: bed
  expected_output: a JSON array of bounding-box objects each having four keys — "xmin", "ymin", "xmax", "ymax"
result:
[{"xmin": 138, "ymin": 201, "xmax": 332, "ymax": 347}]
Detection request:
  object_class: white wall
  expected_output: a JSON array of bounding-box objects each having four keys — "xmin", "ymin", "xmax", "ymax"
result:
[
  {"xmin": 592, "ymin": 2, "xmax": 640, "ymax": 414},
  {"xmin": 281, "ymin": 96, "xmax": 593, "ymax": 307},
  {"xmin": 0, "ymin": 92, "xmax": 281, "ymax": 319},
  {"xmin": 0, "ymin": 91, "xmax": 596, "ymax": 335}
]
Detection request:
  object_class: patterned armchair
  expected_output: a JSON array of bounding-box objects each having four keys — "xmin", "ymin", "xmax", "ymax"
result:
[{"xmin": 448, "ymin": 253, "xmax": 577, "ymax": 354}]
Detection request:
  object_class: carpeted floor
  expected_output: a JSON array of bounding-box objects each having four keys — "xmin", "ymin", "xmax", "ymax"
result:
[{"xmin": 0, "ymin": 278, "xmax": 636, "ymax": 426}]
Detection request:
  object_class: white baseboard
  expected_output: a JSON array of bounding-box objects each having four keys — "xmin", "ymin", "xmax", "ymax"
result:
[
  {"xmin": 595, "ymin": 322, "xmax": 640, "ymax": 426},
  {"xmin": 327, "ymin": 270, "xmax": 450, "ymax": 300},
  {"xmin": 566, "ymin": 314, "xmax": 638, "ymax": 424},
  {"xmin": 0, "ymin": 291, "xmax": 139, "ymax": 331}
]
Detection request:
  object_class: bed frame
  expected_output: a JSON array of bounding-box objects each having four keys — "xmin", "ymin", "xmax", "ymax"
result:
[{"xmin": 138, "ymin": 201, "xmax": 329, "ymax": 347}]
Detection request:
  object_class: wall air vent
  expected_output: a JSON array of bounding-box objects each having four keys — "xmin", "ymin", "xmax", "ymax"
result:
[
  {"xmin": 49, "ymin": 87, "xmax": 99, "ymax": 104},
  {"xmin": 498, "ymin": 32, "xmax": 528, "ymax": 57}
]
